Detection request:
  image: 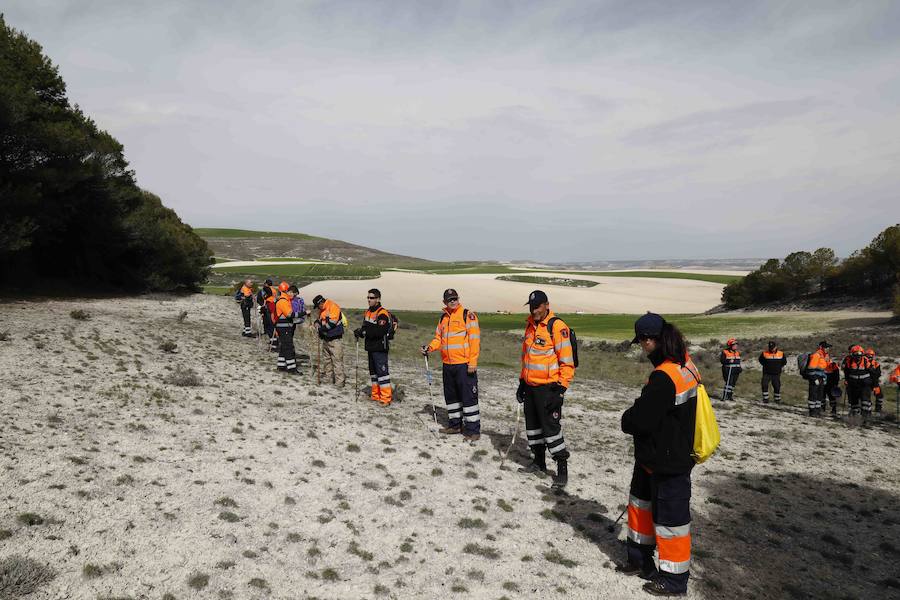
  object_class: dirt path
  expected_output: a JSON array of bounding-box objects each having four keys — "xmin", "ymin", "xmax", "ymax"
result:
[{"xmin": 1, "ymin": 295, "xmax": 897, "ymax": 599}]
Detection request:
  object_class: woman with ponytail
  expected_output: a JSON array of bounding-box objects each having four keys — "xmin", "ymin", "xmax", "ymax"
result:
[{"xmin": 617, "ymin": 312, "xmax": 699, "ymax": 597}]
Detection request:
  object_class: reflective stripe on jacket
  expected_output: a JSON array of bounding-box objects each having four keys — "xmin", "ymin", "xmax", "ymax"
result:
[
  {"xmin": 520, "ymin": 311, "xmax": 575, "ymax": 388},
  {"xmin": 720, "ymin": 349, "xmax": 741, "ymax": 368},
  {"xmin": 890, "ymin": 365, "xmax": 900, "ymax": 385},
  {"xmin": 275, "ymin": 297, "xmax": 293, "ymax": 328},
  {"xmin": 426, "ymin": 305, "xmax": 480, "ymax": 367},
  {"xmin": 842, "ymin": 356, "xmax": 872, "ymax": 383}
]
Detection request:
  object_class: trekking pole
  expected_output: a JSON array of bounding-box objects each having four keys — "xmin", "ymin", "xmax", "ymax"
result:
[
  {"xmin": 607, "ymin": 507, "xmax": 627, "ymax": 533},
  {"xmin": 316, "ymin": 336, "xmax": 322, "ymax": 385},
  {"xmin": 424, "ymin": 353, "xmax": 437, "ymax": 424},
  {"xmin": 499, "ymin": 401, "xmax": 522, "ymax": 469},
  {"xmin": 721, "ymin": 367, "xmax": 733, "ymax": 401},
  {"xmin": 354, "ymin": 339, "xmax": 360, "ymax": 401},
  {"xmin": 895, "ymin": 386, "xmax": 899, "ymax": 427}
]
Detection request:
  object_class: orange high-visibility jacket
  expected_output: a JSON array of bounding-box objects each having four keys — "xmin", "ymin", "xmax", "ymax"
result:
[
  {"xmin": 807, "ymin": 348, "xmax": 829, "ymax": 379},
  {"xmin": 275, "ymin": 297, "xmax": 293, "ymax": 323},
  {"xmin": 317, "ymin": 299, "xmax": 342, "ymax": 329},
  {"xmin": 889, "ymin": 365, "xmax": 900, "ymax": 385},
  {"xmin": 655, "ymin": 356, "xmax": 701, "ymax": 406},
  {"xmin": 240, "ymin": 285, "xmax": 252, "ymax": 297},
  {"xmin": 520, "ymin": 311, "xmax": 575, "ymax": 388},
  {"xmin": 427, "ymin": 304, "xmax": 480, "ymax": 367},
  {"xmin": 720, "ymin": 349, "xmax": 741, "ymax": 367},
  {"xmin": 842, "ymin": 355, "xmax": 872, "ymax": 384}
]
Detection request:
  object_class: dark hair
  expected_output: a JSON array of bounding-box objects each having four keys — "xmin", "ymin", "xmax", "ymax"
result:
[
  {"xmin": 656, "ymin": 322, "xmax": 688, "ymax": 365},
  {"xmin": 368, "ymin": 288, "xmax": 381, "ymax": 298},
  {"xmin": 288, "ymin": 285, "xmax": 299, "ymax": 294}
]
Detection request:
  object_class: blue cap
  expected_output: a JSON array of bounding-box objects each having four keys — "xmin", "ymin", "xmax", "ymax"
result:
[
  {"xmin": 632, "ymin": 312, "xmax": 666, "ymax": 344},
  {"xmin": 526, "ymin": 290, "xmax": 549, "ymax": 309}
]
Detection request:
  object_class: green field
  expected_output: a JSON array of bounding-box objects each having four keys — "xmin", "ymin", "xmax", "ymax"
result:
[
  {"xmin": 425, "ymin": 265, "xmax": 742, "ymax": 284},
  {"xmin": 496, "ymin": 275, "xmax": 599, "ymax": 288},
  {"xmin": 212, "ymin": 264, "xmax": 379, "ymax": 278},
  {"xmin": 253, "ymin": 257, "xmax": 327, "ymax": 262}
]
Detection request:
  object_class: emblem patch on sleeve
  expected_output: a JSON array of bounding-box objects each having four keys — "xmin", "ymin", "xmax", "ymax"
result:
[{"xmin": 561, "ymin": 329, "xmax": 569, "ymax": 338}]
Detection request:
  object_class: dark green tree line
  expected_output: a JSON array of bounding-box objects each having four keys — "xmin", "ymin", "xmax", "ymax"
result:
[
  {"xmin": 0, "ymin": 15, "xmax": 211, "ymax": 292},
  {"xmin": 722, "ymin": 224, "xmax": 900, "ymax": 314}
]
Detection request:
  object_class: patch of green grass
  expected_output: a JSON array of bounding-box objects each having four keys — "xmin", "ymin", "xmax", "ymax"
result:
[
  {"xmin": 211, "ymin": 263, "xmax": 379, "ymax": 279},
  {"xmin": 544, "ymin": 549, "xmax": 578, "ymax": 568},
  {"xmin": 496, "ymin": 275, "xmax": 599, "ymax": 288}
]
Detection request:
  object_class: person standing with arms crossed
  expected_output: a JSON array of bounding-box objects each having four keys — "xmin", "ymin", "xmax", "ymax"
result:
[
  {"xmin": 421, "ymin": 289, "xmax": 481, "ymax": 441},
  {"xmin": 516, "ymin": 290, "xmax": 575, "ymax": 491}
]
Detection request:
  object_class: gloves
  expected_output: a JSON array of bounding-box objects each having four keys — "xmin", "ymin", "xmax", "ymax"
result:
[
  {"xmin": 516, "ymin": 379, "xmax": 526, "ymax": 403},
  {"xmin": 256, "ymin": 306, "xmax": 264, "ymax": 314},
  {"xmin": 353, "ymin": 328, "xmax": 364, "ymax": 339},
  {"xmin": 812, "ymin": 378, "xmax": 821, "ymax": 386},
  {"xmin": 551, "ymin": 382, "xmax": 567, "ymax": 396},
  {"xmin": 420, "ymin": 345, "xmax": 429, "ymax": 356}
]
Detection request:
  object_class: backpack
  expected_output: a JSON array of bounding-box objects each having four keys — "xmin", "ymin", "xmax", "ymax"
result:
[
  {"xmin": 692, "ymin": 382, "xmax": 720, "ymax": 464},
  {"xmin": 546, "ymin": 317, "xmax": 579, "ymax": 368},
  {"xmin": 385, "ymin": 310, "xmax": 400, "ymax": 341},
  {"xmin": 797, "ymin": 353, "xmax": 810, "ymax": 378}
]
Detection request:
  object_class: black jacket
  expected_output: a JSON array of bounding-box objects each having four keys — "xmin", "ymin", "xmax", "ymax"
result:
[
  {"xmin": 758, "ymin": 351, "xmax": 787, "ymax": 375},
  {"xmin": 621, "ymin": 350, "xmax": 696, "ymax": 475},
  {"xmin": 359, "ymin": 305, "xmax": 391, "ymax": 353}
]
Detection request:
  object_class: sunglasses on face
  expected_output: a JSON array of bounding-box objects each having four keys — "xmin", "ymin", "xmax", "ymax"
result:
[
  {"xmin": 367, "ymin": 296, "xmax": 378, "ymax": 300},
  {"xmin": 446, "ymin": 298, "xmax": 459, "ymax": 303}
]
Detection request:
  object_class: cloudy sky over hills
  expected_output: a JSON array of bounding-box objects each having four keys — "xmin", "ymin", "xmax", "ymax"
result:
[{"xmin": 6, "ymin": 1, "xmax": 899, "ymax": 261}]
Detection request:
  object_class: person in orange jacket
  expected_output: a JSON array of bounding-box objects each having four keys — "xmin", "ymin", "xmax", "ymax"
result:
[
  {"xmin": 233, "ymin": 279, "xmax": 254, "ymax": 337},
  {"xmin": 804, "ymin": 341, "xmax": 831, "ymax": 417},
  {"xmin": 421, "ymin": 289, "xmax": 481, "ymax": 441},
  {"xmin": 719, "ymin": 338, "xmax": 741, "ymax": 401},
  {"xmin": 255, "ymin": 278, "xmax": 278, "ymax": 350},
  {"xmin": 313, "ymin": 294, "xmax": 346, "ymax": 387},
  {"xmin": 354, "ymin": 289, "xmax": 394, "ymax": 405},
  {"xmin": 865, "ymin": 348, "xmax": 884, "ymax": 415},
  {"xmin": 842, "ymin": 345, "xmax": 873, "ymax": 423},
  {"xmin": 274, "ymin": 285, "xmax": 300, "ymax": 375},
  {"xmin": 516, "ymin": 290, "xmax": 575, "ymax": 490}
]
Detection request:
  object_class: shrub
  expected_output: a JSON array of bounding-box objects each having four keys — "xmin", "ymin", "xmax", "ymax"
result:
[
  {"xmin": 69, "ymin": 310, "xmax": 90, "ymax": 321},
  {"xmin": 164, "ymin": 366, "xmax": 201, "ymax": 387}
]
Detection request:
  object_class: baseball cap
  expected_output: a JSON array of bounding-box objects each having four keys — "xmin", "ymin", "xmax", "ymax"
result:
[
  {"xmin": 818, "ymin": 340, "xmax": 832, "ymax": 348},
  {"xmin": 443, "ymin": 289, "xmax": 459, "ymax": 302},
  {"xmin": 631, "ymin": 312, "xmax": 666, "ymax": 344},
  {"xmin": 526, "ymin": 290, "xmax": 548, "ymax": 310},
  {"xmin": 312, "ymin": 294, "xmax": 325, "ymax": 306}
]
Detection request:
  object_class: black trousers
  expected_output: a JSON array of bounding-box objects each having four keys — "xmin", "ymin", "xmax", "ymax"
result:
[
  {"xmin": 442, "ymin": 364, "xmax": 480, "ymax": 434},
  {"xmin": 721, "ymin": 367, "xmax": 740, "ymax": 399},
  {"xmin": 847, "ymin": 383, "xmax": 872, "ymax": 415},
  {"xmin": 276, "ymin": 325, "xmax": 296, "ymax": 371},
  {"xmin": 240, "ymin": 302, "xmax": 252, "ymax": 334},
  {"xmin": 760, "ymin": 373, "xmax": 781, "ymax": 403},
  {"xmin": 523, "ymin": 384, "xmax": 569, "ymax": 462},
  {"xmin": 807, "ymin": 377, "xmax": 825, "ymax": 412}
]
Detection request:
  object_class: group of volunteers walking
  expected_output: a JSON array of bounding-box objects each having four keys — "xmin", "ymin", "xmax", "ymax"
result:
[{"xmin": 233, "ymin": 281, "xmax": 709, "ymax": 596}]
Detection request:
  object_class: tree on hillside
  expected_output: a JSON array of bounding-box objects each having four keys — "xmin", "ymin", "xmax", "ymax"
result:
[
  {"xmin": 721, "ymin": 225, "xmax": 900, "ymax": 313},
  {"xmin": 0, "ymin": 15, "xmax": 211, "ymax": 291}
]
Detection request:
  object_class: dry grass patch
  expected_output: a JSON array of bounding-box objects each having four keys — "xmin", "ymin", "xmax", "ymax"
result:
[{"xmin": 0, "ymin": 555, "xmax": 57, "ymax": 598}]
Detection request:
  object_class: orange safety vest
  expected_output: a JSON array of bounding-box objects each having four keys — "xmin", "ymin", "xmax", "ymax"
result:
[
  {"xmin": 427, "ymin": 304, "xmax": 480, "ymax": 367},
  {"xmin": 520, "ymin": 311, "xmax": 575, "ymax": 388},
  {"xmin": 240, "ymin": 285, "xmax": 252, "ymax": 297},
  {"xmin": 275, "ymin": 297, "xmax": 293, "ymax": 323},
  {"xmin": 317, "ymin": 299, "xmax": 342, "ymax": 327},
  {"xmin": 842, "ymin": 355, "xmax": 872, "ymax": 383},
  {"xmin": 890, "ymin": 365, "xmax": 900, "ymax": 385},
  {"xmin": 807, "ymin": 348, "xmax": 829, "ymax": 378},
  {"xmin": 721, "ymin": 349, "xmax": 741, "ymax": 366},
  {"xmin": 761, "ymin": 350, "xmax": 783, "ymax": 360},
  {"xmin": 654, "ymin": 356, "xmax": 700, "ymax": 406}
]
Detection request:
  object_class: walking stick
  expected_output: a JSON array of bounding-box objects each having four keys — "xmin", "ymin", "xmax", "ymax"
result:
[
  {"xmin": 424, "ymin": 354, "xmax": 437, "ymax": 424},
  {"xmin": 895, "ymin": 386, "xmax": 899, "ymax": 427},
  {"xmin": 499, "ymin": 402, "xmax": 522, "ymax": 469},
  {"xmin": 721, "ymin": 367, "xmax": 734, "ymax": 401},
  {"xmin": 354, "ymin": 338, "xmax": 360, "ymax": 401},
  {"xmin": 607, "ymin": 507, "xmax": 627, "ymax": 533},
  {"xmin": 316, "ymin": 336, "xmax": 322, "ymax": 385}
]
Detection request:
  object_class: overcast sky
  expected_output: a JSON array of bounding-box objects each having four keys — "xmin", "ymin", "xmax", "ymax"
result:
[{"xmin": 5, "ymin": 1, "xmax": 899, "ymax": 261}]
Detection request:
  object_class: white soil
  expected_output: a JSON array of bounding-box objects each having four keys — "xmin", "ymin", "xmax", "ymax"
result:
[{"xmin": 1, "ymin": 295, "xmax": 897, "ymax": 600}]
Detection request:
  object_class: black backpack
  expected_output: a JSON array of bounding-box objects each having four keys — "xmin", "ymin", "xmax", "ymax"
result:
[
  {"xmin": 546, "ymin": 316, "xmax": 579, "ymax": 368},
  {"xmin": 386, "ymin": 310, "xmax": 400, "ymax": 340}
]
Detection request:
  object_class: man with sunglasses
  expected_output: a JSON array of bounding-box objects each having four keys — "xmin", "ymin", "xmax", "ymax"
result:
[
  {"xmin": 421, "ymin": 289, "xmax": 481, "ymax": 441},
  {"xmin": 354, "ymin": 289, "xmax": 393, "ymax": 405}
]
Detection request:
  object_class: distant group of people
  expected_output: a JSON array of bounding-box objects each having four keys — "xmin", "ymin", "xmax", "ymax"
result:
[{"xmin": 716, "ymin": 337, "xmax": 898, "ymax": 424}]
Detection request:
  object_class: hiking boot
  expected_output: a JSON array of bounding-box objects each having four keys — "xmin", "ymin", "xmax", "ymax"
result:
[
  {"xmin": 463, "ymin": 433, "xmax": 481, "ymax": 442},
  {"xmin": 551, "ymin": 460, "xmax": 568, "ymax": 490},
  {"xmin": 519, "ymin": 461, "xmax": 547, "ymax": 474},
  {"xmin": 287, "ymin": 369, "xmax": 301, "ymax": 376},
  {"xmin": 615, "ymin": 563, "xmax": 656, "ymax": 580},
  {"xmin": 642, "ymin": 580, "xmax": 686, "ymax": 597},
  {"xmin": 438, "ymin": 426, "xmax": 462, "ymax": 435}
]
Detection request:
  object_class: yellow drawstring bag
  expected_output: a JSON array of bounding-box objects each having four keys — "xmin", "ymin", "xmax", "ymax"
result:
[{"xmin": 692, "ymin": 383, "xmax": 720, "ymax": 463}]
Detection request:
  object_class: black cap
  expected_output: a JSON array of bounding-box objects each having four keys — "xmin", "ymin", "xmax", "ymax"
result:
[
  {"xmin": 632, "ymin": 312, "xmax": 666, "ymax": 344},
  {"xmin": 818, "ymin": 340, "xmax": 832, "ymax": 348},
  {"xmin": 443, "ymin": 288, "xmax": 459, "ymax": 302},
  {"xmin": 312, "ymin": 294, "xmax": 325, "ymax": 306},
  {"xmin": 768, "ymin": 340, "xmax": 777, "ymax": 348},
  {"xmin": 264, "ymin": 278, "xmax": 273, "ymax": 286},
  {"xmin": 526, "ymin": 290, "xmax": 549, "ymax": 310}
]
